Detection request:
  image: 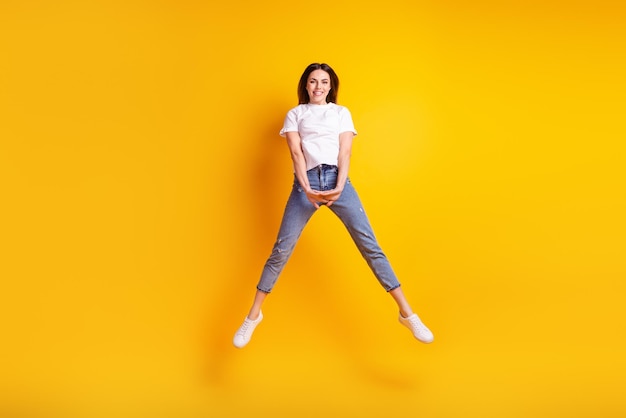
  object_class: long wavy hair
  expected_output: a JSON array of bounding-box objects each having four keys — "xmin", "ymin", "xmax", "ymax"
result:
[{"xmin": 297, "ymin": 63, "xmax": 339, "ymax": 104}]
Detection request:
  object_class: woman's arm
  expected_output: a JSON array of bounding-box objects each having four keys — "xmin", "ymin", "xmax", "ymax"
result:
[
  {"xmin": 322, "ymin": 131, "xmax": 354, "ymax": 207},
  {"xmin": 285, "ymin": 131, "xmax": 326, "ymax": 208}
]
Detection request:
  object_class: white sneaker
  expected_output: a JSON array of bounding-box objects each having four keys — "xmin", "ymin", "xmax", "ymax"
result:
[
  {"xmin": 233, "ymin": 311, "xmax": 263, "ymax": 348},
  {"xmin": 399, "ymin": 313, "xmax": 434, "ymax": 343}
]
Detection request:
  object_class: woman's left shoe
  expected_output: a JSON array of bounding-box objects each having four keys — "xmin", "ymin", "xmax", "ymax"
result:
[
  {"xmin": 233, "ymin": 311, "xmax": 263, "ymax": 348},
  {"xmin": 399, "ymin": 313, "xmax": 434, "ymax": 343}
]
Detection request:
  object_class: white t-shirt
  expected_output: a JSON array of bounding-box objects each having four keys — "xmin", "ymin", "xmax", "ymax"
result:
[{"xmin": 279, "ymin": 103, "xmax": 357, "ymax": 171}]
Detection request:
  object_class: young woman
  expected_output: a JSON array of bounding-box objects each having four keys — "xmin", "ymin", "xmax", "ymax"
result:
[{"xmin": 233, "ymin": 63, "xmax": 433, "ymax": 348}]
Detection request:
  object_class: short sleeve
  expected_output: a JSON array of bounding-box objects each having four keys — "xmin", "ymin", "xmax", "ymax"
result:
[
  {"xmin": 279, "ymin": 108, "xmax": 298, "ymax": 137},
  {"xmin": 338, "ymin": 107, "xmax": 357, "ymax": 136}
]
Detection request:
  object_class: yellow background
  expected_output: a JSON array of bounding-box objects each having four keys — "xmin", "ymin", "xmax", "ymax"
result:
[{"xmin": 1, "ymin": 1, "xmax": 625, "ymax": 417}]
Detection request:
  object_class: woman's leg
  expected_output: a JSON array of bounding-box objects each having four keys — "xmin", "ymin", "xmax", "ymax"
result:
[
  {"xmin": 329, "ymin": 177, "xmax": 434, "ymax": 343},
  {"xmin": 255, "ymin": 179, "xmax": 318, "ymax": 294},
  {"xmin": 234, "ymin": 176, "xmax": 318, "ymax": 348},
  {"xmin": 246, "ymin": 289, "xmax": 268, "ymax": 320},
  {"xmin": 389, "ymin": 286, "xmax": 414, "ymax": 318},
  {"xmin": 328, "ymin": 178, "xmax": 401, "ymax": 292}
]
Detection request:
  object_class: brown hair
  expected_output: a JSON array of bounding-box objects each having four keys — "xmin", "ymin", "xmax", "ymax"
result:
[{"xmin": 297, "ymin": 63, "xmax": 339, "ymax": 104}]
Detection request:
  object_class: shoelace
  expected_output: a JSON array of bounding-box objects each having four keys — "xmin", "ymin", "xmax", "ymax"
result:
[
  {"xmin": 236, "ymin": 319, "xmax": 252, "ymax": 336},
  {"xmin": 409, "ymin": 317, "xmax": 428, "ymax": 332}
]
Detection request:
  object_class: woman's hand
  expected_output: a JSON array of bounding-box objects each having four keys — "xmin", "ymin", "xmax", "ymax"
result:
[
  {"xmin": 305, "ymin": 189, "xmax": 328, "ymax": 209},
  {"xmin": 319, "ymin": 188, "xmax": 343, "ymax": 207},
  {"xmin": 305, "ymin": 188, "xmax": 342, "ymax": 208}
]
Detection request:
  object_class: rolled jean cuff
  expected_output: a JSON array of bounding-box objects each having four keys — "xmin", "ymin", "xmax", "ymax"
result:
[{"xmin": 386, "ymin": 283, "xmax": 401, "ymax": 292}]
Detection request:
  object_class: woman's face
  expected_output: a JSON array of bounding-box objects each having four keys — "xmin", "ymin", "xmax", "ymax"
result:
[{"xmin": 306, "ymin": 69, "xmax": 331, "ymax": 104}]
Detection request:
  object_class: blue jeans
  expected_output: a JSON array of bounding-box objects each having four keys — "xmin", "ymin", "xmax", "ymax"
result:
[{"xmin": 256, "ymin": 164, "xmax": 401, "ymax": 293}]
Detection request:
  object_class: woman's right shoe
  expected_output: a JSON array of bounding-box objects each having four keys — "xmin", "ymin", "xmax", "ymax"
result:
[
  {"xmin": 233, "ymin": 311, "xmax": 263, "ymax": 348},
  {"xmin": 399, "ymin": 312, "xmax": 434, "ymax": 343}
]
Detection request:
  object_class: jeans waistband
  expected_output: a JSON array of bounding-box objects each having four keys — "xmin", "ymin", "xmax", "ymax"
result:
[{"xmin": 308, "ymin": 164, "xmax": 337, "ymax": 172}]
